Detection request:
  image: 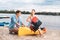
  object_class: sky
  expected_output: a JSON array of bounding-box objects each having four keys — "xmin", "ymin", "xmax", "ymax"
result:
[{"xmin": 0, "ymin": 0, "xmax": 60, "ymax": 12}]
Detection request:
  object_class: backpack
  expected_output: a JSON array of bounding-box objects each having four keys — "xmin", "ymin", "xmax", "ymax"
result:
[{"xmin": 30, "ymin": 17, "xmax": 42, "ymax": 32}]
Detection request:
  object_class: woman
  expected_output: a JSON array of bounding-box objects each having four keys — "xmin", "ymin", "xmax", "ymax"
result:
[
  {"xmin": 9, "ymin": 10, "xmax": 24, "ymax": 34},
  {"xmin": 26, "ymin": 9, "xmax": 42, "ymax": 32},
  {"xmin": 26, "ymin": 9, "xmax": 36, "ymax": 27},
  {"xmin": 26, "ymin": 9, "xmax": 47, "ymax": 35}
]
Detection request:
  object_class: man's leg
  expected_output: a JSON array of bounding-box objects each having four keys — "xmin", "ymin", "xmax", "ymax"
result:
[
  {"xmin": 9, "ymin": 27, "xmax": 18, "ymax": 34},
  {"xmin": 14, "ymin": 27, "xmax": 18, "ymax": 34}
]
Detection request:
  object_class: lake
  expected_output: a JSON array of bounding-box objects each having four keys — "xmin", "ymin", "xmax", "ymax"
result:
[{"xmin": 0, "ymin": 13, "xmax": 60, "ymax": 30}]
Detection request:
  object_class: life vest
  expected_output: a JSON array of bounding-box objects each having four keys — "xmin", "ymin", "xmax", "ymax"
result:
[
  {"xmin": 30, "ymin": 16, "xmax": 42, "ymax": 32},
  {"xmin": 31, "ymin": 16, "xmax": 38, "ymax": 23}
]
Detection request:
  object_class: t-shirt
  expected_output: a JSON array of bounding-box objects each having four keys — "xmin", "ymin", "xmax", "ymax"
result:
[{"xmin": 9, "ymin": 14, "xmax": 23, "ymax": 29}]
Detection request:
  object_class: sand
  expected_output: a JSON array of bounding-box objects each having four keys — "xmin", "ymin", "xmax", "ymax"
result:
[{"xmin": 0, "ymin": 27, "xmax": 60, "ymax": 40}]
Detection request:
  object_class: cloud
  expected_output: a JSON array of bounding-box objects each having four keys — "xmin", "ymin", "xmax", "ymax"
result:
[
  {"xmin": 43, "ymin": 0, "xmax": 60, "ymax": 5},
  {"xmin": 0, "ymin": 0, "xmax": 60, "ymax": 12},
  {"xmin": 0, "ymin": 0, "xmax": 45, "ymax": 8}
]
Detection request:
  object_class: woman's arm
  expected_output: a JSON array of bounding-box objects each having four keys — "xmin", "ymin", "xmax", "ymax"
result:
[{"xmin": 26, "ymin": 16, "xmax": 31, "ymax": 22}]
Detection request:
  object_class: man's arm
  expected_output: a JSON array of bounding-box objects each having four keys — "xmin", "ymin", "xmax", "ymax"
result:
[{"xmin": 19, "ymin": 17, "xmax": 25, "ymax": 27}]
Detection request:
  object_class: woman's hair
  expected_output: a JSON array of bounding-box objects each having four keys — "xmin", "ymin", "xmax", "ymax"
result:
[
  {"xmin": 16, "ymin": 10, "xmax": 21, "ymax": 14},
  {"xmin": 31, "ymin": 9, "xmax": 35, "ymax": 16},
  {"xmin": 32, "ymin": 9, "xmax": 35, "ymax": 12}
]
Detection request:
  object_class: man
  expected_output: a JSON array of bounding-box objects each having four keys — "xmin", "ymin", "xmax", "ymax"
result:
[{"xmin": 9, "ymin": 10, "xmax": 24, "ymax": 34}]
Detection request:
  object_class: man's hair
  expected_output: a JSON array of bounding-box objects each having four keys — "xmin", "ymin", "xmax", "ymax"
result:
[{"xmin": 16, "ymin": 10, "xmax": 21, "ymax": 14}]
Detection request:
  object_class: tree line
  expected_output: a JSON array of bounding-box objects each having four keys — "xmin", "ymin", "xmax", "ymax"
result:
[{"xmin": 0, "ymin": 10, "xmax": 60, "ymax": 16}]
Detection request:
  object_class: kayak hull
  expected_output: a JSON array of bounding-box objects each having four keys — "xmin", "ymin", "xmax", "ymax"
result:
[
  {"xmin": 18, "ymin": 27, "xmax": 46, "ymax": 36},
  {"xmin": 18, "ymin": 27, "xmax": 40, "ymax": 36}
]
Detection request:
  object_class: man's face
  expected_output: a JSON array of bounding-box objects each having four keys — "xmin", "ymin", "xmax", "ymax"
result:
[{"xmin": 17, "ymin": 12, "xmax": 21, "ymax": 17}]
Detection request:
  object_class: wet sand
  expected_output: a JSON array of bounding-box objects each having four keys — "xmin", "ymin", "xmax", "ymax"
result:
[{"xmin": 0, "ymin": 27, "xmax": 60, "ymax": 40}]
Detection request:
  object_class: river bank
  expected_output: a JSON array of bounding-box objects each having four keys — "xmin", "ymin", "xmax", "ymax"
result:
[{"xmin": 0, "ymin": 27, "xmax": 60, "ymax": 40}]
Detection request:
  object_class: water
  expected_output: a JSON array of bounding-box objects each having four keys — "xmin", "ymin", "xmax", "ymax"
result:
[{"xmin": 0, "ymin": 13, "xmax": 60, "ymax": 30}]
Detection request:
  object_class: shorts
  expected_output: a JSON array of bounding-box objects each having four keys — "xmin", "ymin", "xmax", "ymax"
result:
[{"xmin": 40, "ymin": 27, "xmax": 45, "ymax": 30}]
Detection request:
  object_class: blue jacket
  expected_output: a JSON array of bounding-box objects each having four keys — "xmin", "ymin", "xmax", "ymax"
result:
[{"xmin": 9, "ymin": 15, "xmax": 23, "ymax": 29}]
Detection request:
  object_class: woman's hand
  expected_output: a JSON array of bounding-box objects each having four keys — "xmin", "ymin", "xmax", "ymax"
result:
[
  {"xmin": 26, "ymin": 16, "xmax": 31, "ymax": 22},
  {"xmin": 26, "ymin": 18, "xmax": 31, "ymax": 22}
]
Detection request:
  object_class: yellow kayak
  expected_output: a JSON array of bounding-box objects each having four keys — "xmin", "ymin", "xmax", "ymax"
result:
[{"xmin": 18, "ymin": 27, "xmax": 41, "ymax": 36}]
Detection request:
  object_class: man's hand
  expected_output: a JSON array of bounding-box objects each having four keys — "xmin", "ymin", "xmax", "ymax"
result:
[{"xmin": 22, "ymin": 25, "xmax": 25, "ymax": 27}]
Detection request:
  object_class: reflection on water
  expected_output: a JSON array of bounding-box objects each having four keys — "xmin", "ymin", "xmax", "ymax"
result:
[{"xmin": 0, "ymin": 13, "xmax": 60, "ymax": 30}]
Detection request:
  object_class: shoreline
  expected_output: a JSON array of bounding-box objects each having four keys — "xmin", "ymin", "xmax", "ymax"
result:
[
  {"xmin": 0, "ymin": 27, "xmax": 60, "ymax": 40},
  {"xmin": 0, "ymin": 13, "xmax": 60, "ymax": 16}
]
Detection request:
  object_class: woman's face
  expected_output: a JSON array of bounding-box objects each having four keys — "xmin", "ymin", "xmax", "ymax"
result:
[{"xmin": 31, "ymin": 10, "xmax": 35, "ymax": 15}]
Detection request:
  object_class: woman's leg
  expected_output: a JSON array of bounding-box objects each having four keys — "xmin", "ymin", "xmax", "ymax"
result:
[
  {"xmin": 41, "ymin": 27, "xmax": 46, "ymax": 34},
  {"xmin": 38, "ymin": 29, "xmax": 43, "ymax": 35}
]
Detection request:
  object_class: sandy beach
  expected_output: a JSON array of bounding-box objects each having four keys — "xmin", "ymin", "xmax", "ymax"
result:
[{"xmin": 0, "ymin": 27, "xmax": 60, "ymax": 40}]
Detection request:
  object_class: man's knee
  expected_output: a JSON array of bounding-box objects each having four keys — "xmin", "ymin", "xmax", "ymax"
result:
[{"xmin": 9, "ymin": 27, "xmax": 18, "ymax": 32}]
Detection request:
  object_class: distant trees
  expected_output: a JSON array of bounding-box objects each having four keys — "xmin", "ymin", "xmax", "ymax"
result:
[
  {"xmin": 36, "ymin": 12, "xmax": 60, "ymax": 16},
  {"xmin": 21, "ymin": 11, "xmax": 30, "ymax": 14},
  {"xmin": 0, "ymin": 10, "xmax": 15, "ymax": 13},
  {"xmin": 0, "ymin": 10, "xmax": 60, "ymax": 15}
]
